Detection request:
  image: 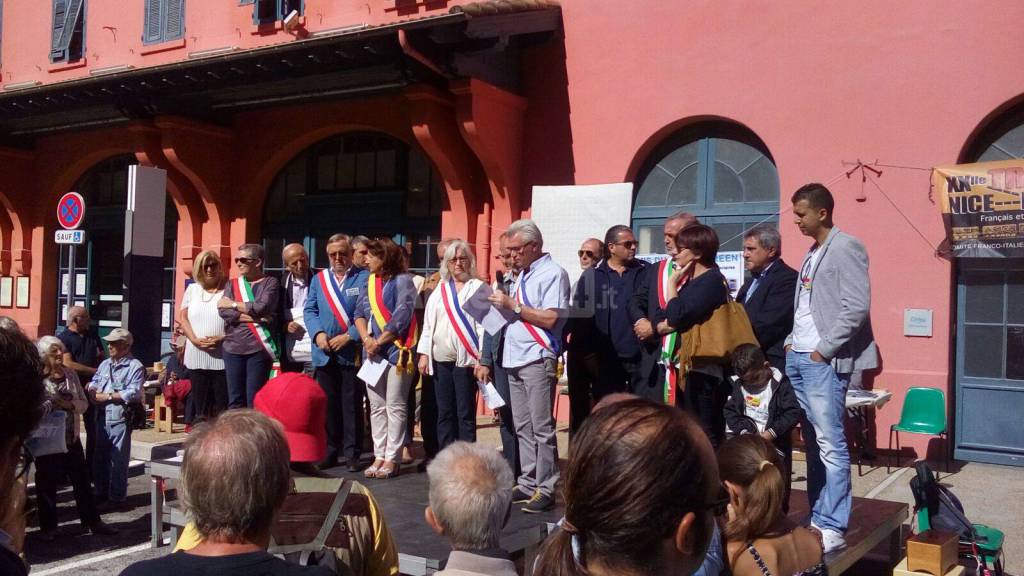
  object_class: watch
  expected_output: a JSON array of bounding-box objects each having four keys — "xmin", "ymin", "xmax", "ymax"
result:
[
  {"xmin": 513, "ymin": 302, "xmax": 522, "ymax": 316},
  {"xmin": 232, "ymin": 302, "xmax": 238, "ymax": 310}
]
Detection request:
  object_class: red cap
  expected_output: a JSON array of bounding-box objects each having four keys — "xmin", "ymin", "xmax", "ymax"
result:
[{"xmin": 254, "ymin": 373, "xmax": 327, "ymax": 463}]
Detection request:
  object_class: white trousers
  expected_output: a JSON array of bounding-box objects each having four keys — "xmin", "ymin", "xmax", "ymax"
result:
[{"xmin": 366, "ymin": 365, "xmax": 412, "ymax": 462}]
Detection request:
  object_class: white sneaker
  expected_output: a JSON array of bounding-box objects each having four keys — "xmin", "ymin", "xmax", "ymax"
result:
[{"xmin": 818, "ymin": 527, "xmax": 847, "ymax": 554}]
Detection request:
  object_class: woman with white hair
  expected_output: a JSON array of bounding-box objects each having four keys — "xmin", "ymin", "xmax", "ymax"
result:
[
  {"xmin": 417, "ymin": 240, "xmax": 485, "ymax": 448},
  {"xmin": 33, "ymin": 336, "xmax": 116, "ymax": 540}
]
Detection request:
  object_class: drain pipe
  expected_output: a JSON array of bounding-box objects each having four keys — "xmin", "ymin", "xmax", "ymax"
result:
[
  {"xmin": 398, "ymin": 29, "xmax": 445, "ymax": 77},
  {"xmin": 480, "ymin": 200, "xmax": 493, "ymax": 280}
]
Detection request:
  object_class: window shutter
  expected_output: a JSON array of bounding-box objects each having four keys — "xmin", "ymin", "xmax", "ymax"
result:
[
  {"xmin": 53, "ymin": 0, "xmax": 85, "ymax": 59},
  {"xmin": 164, "ymin": 0, "xmax": 184, "ymax": 40},
  {"xmin": 254, "ymin": 0, "xmax": 277, "ymax": 23},
  {"xmin": 143, "ymin": 0, "xmax": 162, "ymax": 44},
  {"xmin": 51, "ymin": 0, "xmax": 68, "ymax": 61}
]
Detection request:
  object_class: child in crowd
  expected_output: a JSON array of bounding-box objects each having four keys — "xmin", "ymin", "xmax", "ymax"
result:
[
  {"xmin": 718, "ymin": 435, "xmax": 826, "ymax": 576},
  {"xmin": 723, "ymin": 343, "xmax": 803, "ymax": 512}
]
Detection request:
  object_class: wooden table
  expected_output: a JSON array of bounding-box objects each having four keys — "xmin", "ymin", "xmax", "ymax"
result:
[{"xmin": 787, "ymin": 489, "xmax": 909, "ymax": 575}]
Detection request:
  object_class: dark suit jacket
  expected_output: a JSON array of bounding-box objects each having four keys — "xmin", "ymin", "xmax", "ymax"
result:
[
  {"xmin": 735, "ymin": 259, "xmax": 797, "ymax": 371},
  {"xmin": 628, "ymin": 260, "xmax": 669, "ymax": 384}
]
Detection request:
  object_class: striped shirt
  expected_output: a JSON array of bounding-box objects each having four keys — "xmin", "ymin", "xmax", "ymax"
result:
[{"xmin": 181, "ymin": 282, "xmax": 227, "ymax": 370}]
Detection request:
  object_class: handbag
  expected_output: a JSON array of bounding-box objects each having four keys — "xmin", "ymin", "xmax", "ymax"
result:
[
  {"xmin": 677, "ymin": 283, "xmax": 759, "ymax": 371},
  {"xmin": 25, "ymin": 411, "xmax": 69, "ymax": 457}
]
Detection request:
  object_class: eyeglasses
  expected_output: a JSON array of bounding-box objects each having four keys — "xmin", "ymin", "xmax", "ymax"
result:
[
  {"xmin": 578, "ymin": 250, "xmax": 597, "ymax": 258},
  {"xmin": 14, "ymin": 453, "xmax": 29, "ymax": 482},
  {"xmin": 614, "ymin": 241, "xmax": 638, "ymax": 249},
  {"xmin": 449, "ymin": 257, "xmax": 469, "ymax": 264},
  {"xmin": 506, "ymin": 241, "xmax": 533, "ymax": 254},
  {"xmin": 234, "ymin": 257, "xmax": 257, "ymax": 265},
  {"xmin": 202, "ymin": 262, "xmax": 220, "ymax": 269},
  {"xmin": 327, "ymin": 251, "xmax": 349, "ymax": 260}
]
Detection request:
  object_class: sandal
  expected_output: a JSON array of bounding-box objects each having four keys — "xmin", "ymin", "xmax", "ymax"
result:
[
  {"xmin": 375, "ymin": 461, "xmax": 400, "ymax": 479},
  {"xmin": 364, "ymin": 459, "xmax": 384, "ymax": 478}
]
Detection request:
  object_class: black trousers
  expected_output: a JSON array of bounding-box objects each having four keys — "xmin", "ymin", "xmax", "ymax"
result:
[
  {"xmin": 678, "ymin": 370, "xmax": 729, "ymax": 450},
  {"xmin": 491, "ymin": 363, "xmax": 521, "ymax": 477},
  {"xmin": 568, "ymin": 350, "xmax": 642, "ymax": 436},
  {"xmin": 433, "ymin": 361, "xmax": 478, "ymax": 449},
  {"xmin": 189, "ymin": 369, "xmax": 228, "ymax": 424},
  {"xmin": 83, "ymin": 403, "xmax": 96, "ymax": 472},
  {"xmin": 35, "ymin": 439, "xmax": 99, "ymax": 531},
  {"xmin": 315, "ymin": 359, "xmax": 363, "ymax": 463}
]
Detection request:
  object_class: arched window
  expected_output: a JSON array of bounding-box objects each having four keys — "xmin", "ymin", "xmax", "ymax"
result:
[
  {"xmin": 262, "ymin": 132, "xmax": 446, "ymax": 273},
  {"xmin": 58, "ymin": 155, "xmax": 178, "ymax": 347},
  {"xmin": 632, "ymin": 122, "xmax": 779, "ymax": 253}
]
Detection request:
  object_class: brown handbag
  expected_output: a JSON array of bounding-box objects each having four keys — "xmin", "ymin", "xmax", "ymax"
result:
[{"xmin": 677, "ymin": 284, "xmax": 759, "ymax": 373}]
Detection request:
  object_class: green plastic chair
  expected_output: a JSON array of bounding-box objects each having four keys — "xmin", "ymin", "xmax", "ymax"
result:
[{"xmin": 888, "ymin": 387, "xmax": 948, "ymax": 473}]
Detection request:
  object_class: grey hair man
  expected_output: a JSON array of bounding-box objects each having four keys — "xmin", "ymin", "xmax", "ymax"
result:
[
  {"xmin": 426, "ymin": 442, "xmax": 517, "ymax": 576},
  {"xmin": 577, "ymin": 237, "xmax": 603, "ymax": 270},
  {"xmin": 119, "ymin": 410, "xmax": 334, "ymax": 576},
  {"xmin": 487, "ymin": 219, "xmax": 570, "ymax": 513},
  {"xmin": 351, "ymin": 236, "xmax": 370, "ymax": 268},
  {"xmin": 736, "ymin": 224, "xmax": 798, "ymax": 373},
  {"xmin": 281, "ymin": 243, "xmax": 314, "ymax": 375}
]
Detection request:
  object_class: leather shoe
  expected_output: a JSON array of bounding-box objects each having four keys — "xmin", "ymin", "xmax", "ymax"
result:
[{"xmin": 88, "ymin": 521, "xmax": 118, "ymax": 536}]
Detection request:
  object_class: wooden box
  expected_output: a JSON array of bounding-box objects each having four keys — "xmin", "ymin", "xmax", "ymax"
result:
[
  {"xmin": 894, "ymin": 557, "xmax": 964, "ymax": 576},
  {"xmin": 906, "ymin": 530, "xmax": 959, "ymax": 576}
]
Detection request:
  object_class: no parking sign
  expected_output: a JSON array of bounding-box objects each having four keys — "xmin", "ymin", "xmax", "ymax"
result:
[{"xmin": 57, "ymin": 192, "xmax": 86, "ymax": 230}]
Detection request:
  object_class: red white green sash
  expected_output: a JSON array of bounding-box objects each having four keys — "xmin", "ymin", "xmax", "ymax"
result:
[
  {"xmin": 440, "ymin": 279, "xmax": 480, "ymax": 360},
  {"xmin": 514, "ymin": 268, "xmax": 558, "ymax": 353},
  {"xmin": 368, "ymin": 274, "xmax": 418, "ymax": 372},
  {"xmin": 234, "ymin": 276, "xmax": 281, "ymax": 377},
  {"xmin": 318, "ymin": 269, "xmax": 352, "ymax": 332},
  {"xmin": 657, "ymin": 259, "xmax": 686, "ymax": 404}
]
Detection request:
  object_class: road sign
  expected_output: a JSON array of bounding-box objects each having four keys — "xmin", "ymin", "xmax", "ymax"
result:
[
  {"xmin": 55, "ymin": 229, "xmax": 86, "ymax": 244},
  {"xmin": 57, "ymin": 192, "xmax": 86, "ymax": 230}
]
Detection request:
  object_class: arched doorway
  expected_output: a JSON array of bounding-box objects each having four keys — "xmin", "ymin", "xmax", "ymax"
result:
[
  {"xmin": 261, "ymin": 132, "xmax": 446, "ymax": 273},
  {"xmin": 57, "ymin": 155, "xmax": 179, "ymax": 349},
  {"xmin": 632, "ymin": 121, "xmax": 780, "ymax": 254},
  {"xmin": 954, "ymin": 106, "xmax": 1024, "ymax": 466}
]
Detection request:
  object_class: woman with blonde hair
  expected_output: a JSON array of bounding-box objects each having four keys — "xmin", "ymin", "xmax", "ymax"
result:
[
  {"xmin": 417, "ymin": 240, "xmax": 484, "ymax": 449},
  {"xmin": 718, "ymin": 434, "xmax": 825, "ymax": 576},
  {"xmin": 180, "ymin": 250, "xmax": 228, "ymax": 422},
  {"xmin": 33, "ymin": 336, "xmax": 116, "ymax": 540}
]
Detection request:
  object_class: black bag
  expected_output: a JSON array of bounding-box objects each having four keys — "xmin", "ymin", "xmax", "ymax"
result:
[
  {"xmin": 909, "ymin": 462, "xmax": 975, "ymax": 540},
  {"xmin": 268, "ymin": 479, "xmax": 354, "ymax": 576},
  {"xmin": 127, "ymin": 402, "xmax": 148, "ymax": 430}
]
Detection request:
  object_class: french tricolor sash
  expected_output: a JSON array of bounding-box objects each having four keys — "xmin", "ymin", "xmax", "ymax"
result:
[
  {"xmin": 440, "ymin": 279, "xmax": 480, "ymax": 360},
  {"xmin": 368, "ymin": 274, "xmax": 418, "ymax": 372},
  {"xmin": 233, "ymin": 276, "xmax": 281, "ymax": 378},
  {"xmin": 513, "ymin": 268, "xmax": 558, "ymax": 354},
  {"xmin": 318, "ymin": 269, "xmax": 352, "ymax": 332},
  {"xmin": 657, "ymin": 259, "xmax": 687, "ymax": 405}
]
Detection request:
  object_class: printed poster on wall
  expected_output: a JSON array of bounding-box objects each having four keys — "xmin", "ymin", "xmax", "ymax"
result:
[
  {"xmin": 635, "ymin": 252, "xmax": 745, "ymax": 299},
  {"xmin": 933, "ymin": 159, "xmax": 1024, "ymax": 257}
]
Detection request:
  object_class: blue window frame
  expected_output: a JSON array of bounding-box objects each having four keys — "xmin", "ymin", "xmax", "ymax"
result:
[
  {"xmin": 632, "ymin": 123, "xmax": 780, "ymax": 254},
  {"xmin": 50, "ymin": 0, "xmax": 85, "ymax": 63},
  {"xmin": 143, "ymin": 0, "xmax": 184, "ymax": 45},
  {"xmin": 252, "ymin": 0, "xmax": 303, "ymax": 25}
]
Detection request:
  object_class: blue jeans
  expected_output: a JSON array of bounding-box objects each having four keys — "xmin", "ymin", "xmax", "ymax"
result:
[
  {"xmin": 224, "ymin": 351, "xmax": 272, "ymax": 408},
  {"xmin": 433, "ymin": 361, "xmax": 478, "ymax": 449},
  {"xmin": 786, "ymin": 350, "xmax": 851, "ymax": 532},
  {"xmin": 93, "ymin": 411, "xmax": 132, "ymax": 502}
]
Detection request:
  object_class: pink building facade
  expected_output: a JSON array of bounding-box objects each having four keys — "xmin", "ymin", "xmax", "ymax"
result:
[{"xmin": 0, "ymin": 0, "xmax": 1021, "ymax": 464}]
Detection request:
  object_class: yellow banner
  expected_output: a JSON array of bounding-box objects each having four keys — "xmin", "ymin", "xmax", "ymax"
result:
[{"xmin": 933, "ymin": 159, "xmax": 1024, "ymax": 257}]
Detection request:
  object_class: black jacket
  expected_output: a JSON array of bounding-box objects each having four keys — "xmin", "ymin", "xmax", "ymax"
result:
[
  {"xmin": 735, "ymin": 259, "xmax": 798, "ymax": 371},
  {"xmin": 568, "ymin": 259, "xmax": 646, "ymax": 359},
  {"xmin": 723, "ymin": 369, "xmax": 803, "ymax": 452},
  {"xmin": 628, "ymin": 260, "xmax": 666, "ymax": 383}
]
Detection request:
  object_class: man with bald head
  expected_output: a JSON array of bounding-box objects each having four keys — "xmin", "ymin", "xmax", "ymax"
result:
[
  {"xmin": 59, "ymin": 305, "xmax": 105, "ymax": 468},
  {"xmin": 281, "ymin": 243, "xmax": 315, "ymax": 375},
  {"xmin": 577, "ymin": 238, "xmax": 603, "ymax": 271},
  {"xmin": 629, "ymin": 211, "xmax": 699, "ymax": 403}
]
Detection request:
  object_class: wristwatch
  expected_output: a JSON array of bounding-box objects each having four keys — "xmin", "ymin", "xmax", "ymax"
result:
[
  {"xmin": 232, "ymin": 302, "xmax": 238, "ymax": 310},
  {"xmin": 513, "ymin": 302, "xmax": 523, "ymax": 316}
]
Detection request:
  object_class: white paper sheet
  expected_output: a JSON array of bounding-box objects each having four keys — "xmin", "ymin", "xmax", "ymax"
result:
[
  {"xmin": 463, "ymin": 282, "xmax": 516, "ymax": 335},
  {"xmin": 478, "ymin": 381, "xmax": 506, "ymax": 409},
  {"xmin": 287, "ymin": 306, "xmax": 312, "ymax": 362},
  {"xmin": 357, "ymin": 356, "xmax": 389, "ymax": 388}
]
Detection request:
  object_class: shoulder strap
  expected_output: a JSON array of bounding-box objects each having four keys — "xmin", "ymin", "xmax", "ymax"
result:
[
  {"xmin": 745, "ymin": 542, "xmax": 773, "ymax": 576},
  {"xmin": 269, "ymin": 479, "xmax": 354, "ymax": 555}
]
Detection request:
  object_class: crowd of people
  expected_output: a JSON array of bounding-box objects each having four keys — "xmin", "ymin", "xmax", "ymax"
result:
[{"xmin": 0, "ymin": 180, "xmax": 878, "ymax": 576}]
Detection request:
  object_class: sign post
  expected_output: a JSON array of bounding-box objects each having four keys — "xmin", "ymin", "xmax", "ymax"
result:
[{"xmin": 56, "ymin": 192, "xmax": 86, "ymax": 322}]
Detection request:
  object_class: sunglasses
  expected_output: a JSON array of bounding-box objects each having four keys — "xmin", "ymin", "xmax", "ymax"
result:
[
  {"xmin": 578, "ymin": 250, "xmax": 597, "ymax": 258},
  {"xmin": 234, "ymin": 257, "xmax": 258, "ymax": 265},
  {"xmin": 614, "ymin": 241, "xmax": 639, "ymax": 249}
]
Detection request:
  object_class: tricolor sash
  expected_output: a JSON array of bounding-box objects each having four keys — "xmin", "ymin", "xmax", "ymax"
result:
[
  {"xmin": 513, "ymin": 268, "xmax": 558, "ymax": 354},
  {"xmin": 234, "ymin": 276, "xmax": 281, "ymax": 378},
  {"xmin": 318, "ymin": 269, "xmax": 352, "ymax": 332},
  {"xmin": 440, "ymin": 279, "xmax": 480, "ymax": 360},
  {"xmin": 657, "ymin": 259, "xmax": 687, "ymax": 405},
  {"xmin": 367, "ymin": 274, "xmax": 418, "ymax": 372}
]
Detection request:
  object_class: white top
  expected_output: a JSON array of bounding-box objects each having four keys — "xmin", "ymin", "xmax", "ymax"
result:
[
  {"xmin": 791, "ymin": 246, "xmax": 822, "ymax": 352},
  {"xmin": 417, "ymin": 278, "xmax": 486, "ymax": 373},
  {"xmin": 181, "ymin": 282, "xmax": 227, "ymax": 370},
  {"xmin": 742, "ymin": 383, "xmax": 774, "ymax": 433}
]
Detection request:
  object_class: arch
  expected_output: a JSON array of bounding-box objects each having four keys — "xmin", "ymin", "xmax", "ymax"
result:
[{"xmin": 959, "ymin": 92, "xmax": 1024, "ymax": 163}]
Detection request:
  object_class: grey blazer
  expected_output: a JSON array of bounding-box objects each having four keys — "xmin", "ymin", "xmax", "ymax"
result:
[{"xmin": 785, "ymin": 227, "xmax": 879, "ymax": 373}]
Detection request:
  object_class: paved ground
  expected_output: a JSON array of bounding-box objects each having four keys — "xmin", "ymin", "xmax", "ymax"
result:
[{"xmin": 22, "ymin": 420, "xmax": 1021, "ymax": 575}]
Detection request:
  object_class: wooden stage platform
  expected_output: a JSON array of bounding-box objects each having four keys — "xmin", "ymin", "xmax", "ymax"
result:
[{"xmin": 148, "ymin": 456, "xmax": 908, "ymax": 575}]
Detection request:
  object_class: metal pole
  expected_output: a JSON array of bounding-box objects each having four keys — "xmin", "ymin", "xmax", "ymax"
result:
[{"xmin": 65, "ymin": 244, "xmax": 75, "ymax": 325}]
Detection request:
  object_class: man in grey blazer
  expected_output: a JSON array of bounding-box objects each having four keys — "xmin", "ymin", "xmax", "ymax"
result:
[{"xmin": 784, "ymin": 183, "xmax": 878, "ymax": 554}]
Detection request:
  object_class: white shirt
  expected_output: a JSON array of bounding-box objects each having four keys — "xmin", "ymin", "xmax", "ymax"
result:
[
  {"xmin": 791, "ymin": 246, "xmax": 822, "ymax": 352},
  {"xmin": 181, "ymin": 282, "xmax": 226, "ymax": 370},
  {"xmin": 285, "ymin": 274, "xmax": 312, "ymax": 363},
  {"xmin": 742, "ymin": 383, "xmax": 774, "ymax": 433},
  {"xmin": 417, "ymin": 278, "xmax": 486, "ymax": 372}
]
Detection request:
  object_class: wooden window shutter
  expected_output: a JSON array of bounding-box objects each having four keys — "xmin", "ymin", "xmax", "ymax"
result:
[
  {"xmin": 164, "ymin": 0, "xmax": 184, "ymax": 40},
  {"xmin": 143, "ymin": 0, "xmax": 162, "ymax": 44},
  {"xmin": 50, "ymin": 0, "xmax": 68, "ymax": 61}
]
